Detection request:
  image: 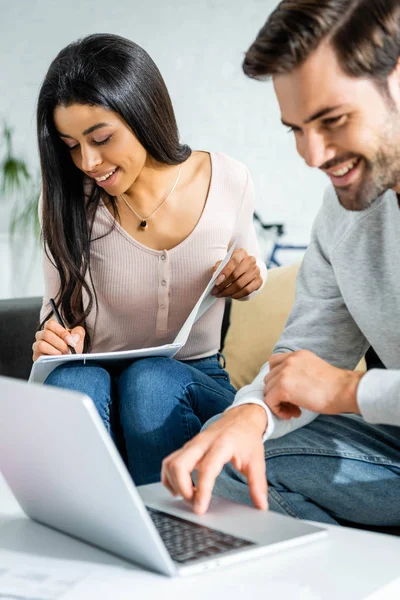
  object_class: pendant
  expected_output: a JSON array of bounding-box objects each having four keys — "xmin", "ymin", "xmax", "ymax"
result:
[{"xmin": 139, "ymin": 220, "xmax": 148, "ymax": 229}]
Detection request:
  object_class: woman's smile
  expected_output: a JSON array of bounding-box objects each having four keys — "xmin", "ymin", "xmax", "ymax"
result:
[{"xmin": 90, "ymin": 166, "xmax": 120, "ymax": 187}]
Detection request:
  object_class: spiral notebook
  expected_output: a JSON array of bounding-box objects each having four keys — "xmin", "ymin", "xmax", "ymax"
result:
[{"xmin": 29, "ymin": 243, "xmax": 236, "ymax": 385}]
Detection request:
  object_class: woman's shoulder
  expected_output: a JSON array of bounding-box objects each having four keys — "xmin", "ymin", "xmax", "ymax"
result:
[{"xmin": 209, "ymin": 151, "xmax": 250, "ymax": 186}]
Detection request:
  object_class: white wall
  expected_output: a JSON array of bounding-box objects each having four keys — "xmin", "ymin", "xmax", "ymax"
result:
[{"xmin": 0, "ymin": 0, "xmax": 328, "ymax": 298}]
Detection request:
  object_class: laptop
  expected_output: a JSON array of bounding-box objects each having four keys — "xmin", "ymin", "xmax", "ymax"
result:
[{"xmin": 0, "ymin": 376, "xmax": 326, "ymax": 576}]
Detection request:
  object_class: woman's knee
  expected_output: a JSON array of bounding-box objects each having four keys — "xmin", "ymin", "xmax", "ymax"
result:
[
  {"xmin": 119, "ymin": 358, "xmax": 204, "ymax": 440},
  {"xmin": 44, "ymin": 363, "xmax": 114, "ymax": 434},
  {"xmin": 119, "ymin": 358, "xmax": 190, "ymax": 406},
  {"xmin": 45, "ymin": 363, "xmax": 112, "ymax": 401}
]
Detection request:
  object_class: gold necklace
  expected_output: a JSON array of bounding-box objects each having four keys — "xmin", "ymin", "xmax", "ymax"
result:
[{"xmin": 119, "ymin": 164, "xmax": 182, "ymax": 230}]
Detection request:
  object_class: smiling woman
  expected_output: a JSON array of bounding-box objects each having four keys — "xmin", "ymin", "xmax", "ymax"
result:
[{"xmin": 33, "ymin": 33, "xmax": 267, "ymax": 486}]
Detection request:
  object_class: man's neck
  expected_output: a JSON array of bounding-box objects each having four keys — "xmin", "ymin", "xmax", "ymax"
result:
[{"xmin": 390, "ymin": 182, "xmax": 400, "ymax": 207}]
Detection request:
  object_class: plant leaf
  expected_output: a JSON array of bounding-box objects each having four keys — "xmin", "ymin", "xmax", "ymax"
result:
[{"xmin": 10, "ymin": 189, "xmax": 41, "ymax": 241}]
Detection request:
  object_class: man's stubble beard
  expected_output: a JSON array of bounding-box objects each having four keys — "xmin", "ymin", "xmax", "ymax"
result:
[{"xmin": 335, "ymin": 114, "xmax": 400, "ymax": 212}]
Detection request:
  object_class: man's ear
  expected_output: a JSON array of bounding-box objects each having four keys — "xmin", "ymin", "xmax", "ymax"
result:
[
  {"xmin": 393, "ymin": 57, "xmax": 400, "ymax": 80},
  {"xmin": 386, "ymin": 57, "xmax": 400, "ymax": 105}
]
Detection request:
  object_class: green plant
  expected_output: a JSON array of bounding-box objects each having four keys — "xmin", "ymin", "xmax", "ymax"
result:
[{"xmin": 0, "ymin": 122, "xmax": 40, "ymax": 238}]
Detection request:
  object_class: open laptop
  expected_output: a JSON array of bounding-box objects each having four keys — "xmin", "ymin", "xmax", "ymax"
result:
[{"xmin": 0, "ymin": 376, "xmax": 326, "ymax": 576}]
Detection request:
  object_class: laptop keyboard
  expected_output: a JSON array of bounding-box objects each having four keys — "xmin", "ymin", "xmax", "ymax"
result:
[{"xmin": 147, "ymin": 507, "xmax": 255, "ymax": 564}]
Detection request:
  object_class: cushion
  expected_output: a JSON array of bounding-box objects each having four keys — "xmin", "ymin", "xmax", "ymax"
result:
[
  {"xmin": 223, "ymin": 263, "xmax": 365, "ymax": 390},
  {"xmin": 224, "ymin": 264, "xmax": 300, "ymax": 389}
]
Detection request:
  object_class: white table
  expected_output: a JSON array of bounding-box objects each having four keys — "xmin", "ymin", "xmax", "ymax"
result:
[{"xmin": 0, "ymin": 475, "xmax": 399, "ymax": 600}]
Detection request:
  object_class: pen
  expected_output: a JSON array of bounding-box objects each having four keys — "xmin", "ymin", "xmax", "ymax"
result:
[{"xmin": 49, "ymin": 298, "xmax": 77, "ymax": 355}]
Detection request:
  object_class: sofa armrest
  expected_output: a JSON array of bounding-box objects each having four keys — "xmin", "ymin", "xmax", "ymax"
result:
[
  {"xmin": 220, "ymin": 298, "xmax": 232, "ymax": 352},
  {"xmin": 0, "ymin": 297, "xmax": 42, "ymax": 380}
]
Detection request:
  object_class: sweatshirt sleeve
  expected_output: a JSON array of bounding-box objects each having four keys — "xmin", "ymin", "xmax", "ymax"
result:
[
  {"xmin": 357, "ymin": 369, "xmax": 400, "ymax": 426},
  {"xmin": 226, "ymin": 360, "xmax": 320, "ymax": 441},
  {"xmin": 227, "ymin": 187, "xmax": 370, "ymax": 440},
  {"xmin": 273, "ymin": 201, "xmax": 368, "ymax": 370},
  {"xmin": 232, "ymin": 169, "xmax": 267, "ymax": 301}
]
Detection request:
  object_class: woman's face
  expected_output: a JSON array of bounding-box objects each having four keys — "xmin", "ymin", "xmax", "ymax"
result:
[{"xmin": 53, "ymin": 103, "xmax": 149, "ymax": 195}]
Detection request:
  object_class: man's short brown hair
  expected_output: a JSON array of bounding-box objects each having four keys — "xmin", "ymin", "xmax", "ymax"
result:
[{"xmin": 243, "ymin": 0, "xmax": 400, "ymax": 82}]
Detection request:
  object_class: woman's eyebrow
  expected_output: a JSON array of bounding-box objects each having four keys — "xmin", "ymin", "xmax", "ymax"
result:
[{"xmin": 58, "ymin": 122, "xmax": 111, "ymax": 138}]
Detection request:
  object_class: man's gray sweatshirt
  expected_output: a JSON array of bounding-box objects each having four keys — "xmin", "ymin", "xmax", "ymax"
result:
[{"xmin": 230, "ymin": 186, "xmax": 400, "ymax": 440}]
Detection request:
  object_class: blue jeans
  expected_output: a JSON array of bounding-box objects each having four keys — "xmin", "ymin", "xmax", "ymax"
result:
[
  {"xmin": 44, "ymin": 355, "xmax": 235, "ymax": 485},
  {"xmin": 206, "ymin": 413, "xmax": 400, "ymax": 527}
]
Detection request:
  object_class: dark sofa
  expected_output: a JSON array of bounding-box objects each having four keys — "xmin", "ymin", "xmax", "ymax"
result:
[{"xmin": 0, "ymin": 296, "xmax": 42, "ymax": 380}]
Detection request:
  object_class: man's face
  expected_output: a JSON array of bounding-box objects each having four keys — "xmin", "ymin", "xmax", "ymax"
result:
[{"xmin": 273, "ymin": 43, "xmax": 400, "ymax": 210}]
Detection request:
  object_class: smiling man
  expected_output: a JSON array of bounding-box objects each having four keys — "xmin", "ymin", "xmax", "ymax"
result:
[{"xmin": 161, "ymin": 0, "xmax": 400, "ymax": 528}]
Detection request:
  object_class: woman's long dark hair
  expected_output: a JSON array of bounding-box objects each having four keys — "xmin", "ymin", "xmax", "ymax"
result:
[{"xmin": 37, "ymin": 33, "xmax": 191, "ymax": 350}]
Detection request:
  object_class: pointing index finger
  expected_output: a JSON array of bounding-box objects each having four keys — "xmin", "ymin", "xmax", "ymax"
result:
[
  {"xmin": 162, "ymin": 436, "xmax": 210, "ymax": 501},
  {"xmin": 192, "ymin": 442, "xmax": 234, "ymax": 514}
]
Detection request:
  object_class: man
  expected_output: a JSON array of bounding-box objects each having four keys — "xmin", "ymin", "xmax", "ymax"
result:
[{"xmin": 162, "ymin": 0, "xmax": 400, "ymax": 528}]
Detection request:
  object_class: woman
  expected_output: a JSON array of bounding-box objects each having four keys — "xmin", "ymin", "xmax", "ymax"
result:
[{"xmin": 32, "ymin": 33, "xmax": 267, "ymax": 485}]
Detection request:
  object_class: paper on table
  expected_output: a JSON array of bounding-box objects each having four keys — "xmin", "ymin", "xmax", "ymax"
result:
[
  {"xmin": 29, "ymin": 241, "xmax": 236, "ymax": 385},
  {"xmin": 0, "ymin": 563, "xmax": 88, "ymax": 600},
  {"xmin": 364, "ymin": 576, "xmax": 400, "ymax": 599}
]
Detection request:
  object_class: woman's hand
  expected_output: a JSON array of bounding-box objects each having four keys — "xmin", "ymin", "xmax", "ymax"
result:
[
  {"xmin": 32, "ymin": 320, "xmax": 85, "ymax": 361},
  {"xmin": 211, "ymin": 248, "xmax": 263, "ymax": 299}
]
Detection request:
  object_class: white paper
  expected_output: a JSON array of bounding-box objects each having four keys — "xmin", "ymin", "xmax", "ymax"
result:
[
  {"xmin": 365, "ymin": 576, "xmax": 400, "ymax": 599},
  {"xmin": 174, "ymin": 241, "xmax": 236, "ymax": 345},
  {"xmin": 0, "ymin": 564, "xmax": 87, "ymax": 600},
  {"xmin": 29, "ymin": 242, "xmax": 236, "ymax": 385},
  {"xmin": 29, "ymin": 342, "xmax": 182, "ymax": 386}
]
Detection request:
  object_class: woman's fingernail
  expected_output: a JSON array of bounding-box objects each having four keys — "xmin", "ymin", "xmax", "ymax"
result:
[
  {"xmin": 215, "ymin": 274, "xmax": 226, "ymax": 286},
  {"xmin": 66, "ymin": 334, "xmax": 77, "ymax": 347},
  {"xmin": 72, "ymin": 333, "xmax": 80, "ymax": 343}
]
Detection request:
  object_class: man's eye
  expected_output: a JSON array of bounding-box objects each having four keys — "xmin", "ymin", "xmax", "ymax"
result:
[{"xmin": 323, "ymin": 115, "xmax": 346, "ymax": 127}]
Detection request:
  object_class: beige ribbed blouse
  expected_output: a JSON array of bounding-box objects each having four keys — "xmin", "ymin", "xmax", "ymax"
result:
[{"xmin": 40, "ymin": 152, "xmax": 267, "ymax": 360}]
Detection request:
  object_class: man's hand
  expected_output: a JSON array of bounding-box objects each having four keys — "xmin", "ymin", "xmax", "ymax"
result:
[
  {"xmin": 161, "ymin": 404, "xmax": 268, "ymax": 514},
  {"xmin": 264, "ymin": 350, "xmax": 364, "ymax": 419},
  {"xmin": 211, "ymin": 248, "xmax": 263, "ymax": 299}
]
